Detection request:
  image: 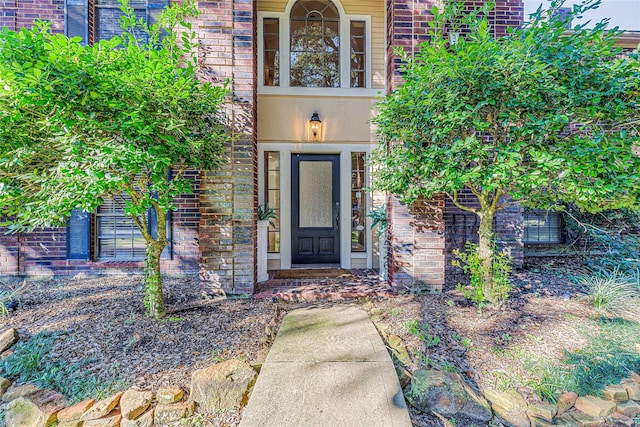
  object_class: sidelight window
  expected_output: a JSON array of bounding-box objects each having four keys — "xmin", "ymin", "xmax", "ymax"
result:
[{"xmin": 351, "ymin": 152, "xmax": 366, "ymax": 251}]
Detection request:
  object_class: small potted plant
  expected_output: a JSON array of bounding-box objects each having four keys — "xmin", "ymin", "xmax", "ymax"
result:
[{"xmin": 257, "ymin": 203, "xmax": 277, "ymax": 282}]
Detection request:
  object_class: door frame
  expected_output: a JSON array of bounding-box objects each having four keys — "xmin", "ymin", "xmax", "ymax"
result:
[
  {"xmin": 291, "ymin": 153, "xmax": 341, "ymax": 264},
  {"xmin": 257, "ymin": 144, "xmax": 374, "ymax": 270}
]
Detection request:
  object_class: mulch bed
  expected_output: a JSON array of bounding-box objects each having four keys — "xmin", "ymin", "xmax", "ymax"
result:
[
  {"xmin": 0, "ymin": 259, "xmax": 598, "ymax": 427},
  {"xmin": 0, "ymin": 275, "xmax": 282, "ymax": 393}
]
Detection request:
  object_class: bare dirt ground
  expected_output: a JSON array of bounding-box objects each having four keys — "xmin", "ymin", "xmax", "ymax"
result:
[{"xmin": 0, "ymin": 261, "xmax": 598, "ymax": 427}]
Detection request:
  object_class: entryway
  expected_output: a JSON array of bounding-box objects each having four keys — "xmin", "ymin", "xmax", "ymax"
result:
[
  {"xmin": 291, "ymin": 154, "xmax": 340, "ymax": 264},
  {"xmin": 253, "ymin": 269, "xmax": 392, "ymax": 302}
]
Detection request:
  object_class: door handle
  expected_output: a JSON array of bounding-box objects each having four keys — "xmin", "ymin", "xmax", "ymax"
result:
[{"xmin": 336, "ymin": 214, "xmax": 339, "ymax": 229}]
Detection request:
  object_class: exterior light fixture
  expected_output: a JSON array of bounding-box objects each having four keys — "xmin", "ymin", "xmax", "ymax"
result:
[
  {"xmin": 448, "ymin": 31, "xmax": 460, "ymax": 45},
  {"xmin": 309, "ymin": 112, "xmax": 322, "ymax": 141}
]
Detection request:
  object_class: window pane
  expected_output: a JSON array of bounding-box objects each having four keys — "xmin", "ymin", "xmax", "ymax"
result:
[
  {"xmin": 263, "ymin": 18, "xmax": 280, "ymax": 86},
  {"xmin": 524, "ymin": 210, "xmax": 563, "ymax": 244},
  {"xmin": 290, "ymin": 0, "xmax": 340, "ymax": 88},
  {"xmin": 97, "ymin": 197, "xmax": 146, "ymax": 260},
  {"xmin": 350, "ymin": 21, "xmax": 366, "ymax": 88},
  {"xmin": 351, "ymin": 153, "xmax": 366, "ymax": 251},
  {"xmin": 265, "ymin": 152, "xmax": 280, "ymax": 252},
  {"xmin": 95, "ymin": 5, "xmax": 146, "ymax": 42}
]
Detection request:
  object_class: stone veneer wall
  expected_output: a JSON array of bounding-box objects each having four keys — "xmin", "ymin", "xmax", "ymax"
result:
[{"xmin": 196, "ymin": 0, "xmax": 258, "ymax": 295}]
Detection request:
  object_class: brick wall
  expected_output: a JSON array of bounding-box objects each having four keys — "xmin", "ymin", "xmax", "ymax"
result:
[
  {"xmin": 386, "ymin": 0, "xmax": 523, "ymax": 89},
  {"xmin": 0, "ymin": 172, "xmax": 202, "ymax": 278},
  {"xmin": 385, "ymin": 0, "xmax": 524, "ymax": 290},
  {"xmin": 387, "ymin": 195, "xmax": 445, "ymax": 292},
  {"xmin": 444, "ymin": 190, "xmax": 524, "ymax": 282},
  {"xmin": 196, "ymin": 0, "xmax": 257, "ymax": 295},
  {"xmin": 0, "ymin": 0, "xmax": 64, "ymax": 33},
  {"xmin": 386, "ymin": 0, "xmax": 438, "ymax": 89}
]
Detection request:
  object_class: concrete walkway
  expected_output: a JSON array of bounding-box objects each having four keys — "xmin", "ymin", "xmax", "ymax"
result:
[{"xmin": 240, "ymin": 305, "xmax": 412, "ymax": 427}]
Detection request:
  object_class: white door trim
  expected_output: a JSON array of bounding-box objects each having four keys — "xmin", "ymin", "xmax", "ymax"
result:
[{"xmin": 258, "ymin": 143, "xmax": 375, "ymax": 270}]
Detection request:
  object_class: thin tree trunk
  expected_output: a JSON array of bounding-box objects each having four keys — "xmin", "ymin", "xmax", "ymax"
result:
[
  {"xmin": 477, "ymin": 210, "xmax": 495, "ymax": 303},
  {"xmin": 145, "ymin": 242, "xmax": 166, "ymax": 319}
]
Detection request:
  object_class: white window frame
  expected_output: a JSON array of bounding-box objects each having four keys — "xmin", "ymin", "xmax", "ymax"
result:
[
  {"xmin": 258, "ymin": 0, "xmax": 374, "ymax": 96},
  {"xmin": 258, "ymin": 143, "xmax": 374, "ymax": 270}
]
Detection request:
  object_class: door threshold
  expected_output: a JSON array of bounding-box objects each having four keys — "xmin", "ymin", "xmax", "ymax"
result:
[{"xmin": 291, "ymin": 264, "xmax": 341, "ymax": 269}]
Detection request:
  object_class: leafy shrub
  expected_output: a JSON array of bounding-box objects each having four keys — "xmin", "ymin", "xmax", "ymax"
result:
[
  {"xmin": 452, "ymin": 242, "xmax": 513, "ymax": 306},
  {"xmin": 580, "ymin": 268, "xmax": 640, "ymax": 320},
  {"xmin": 0, "ymin": 331, "xmax": 125, "ymax": 403},
  {"xmin": 564, "ymin": 206, "xmax": 640, "ymax": 274}
]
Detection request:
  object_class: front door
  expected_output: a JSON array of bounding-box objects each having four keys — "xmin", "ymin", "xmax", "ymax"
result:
[{"xmin": 292, "ymin": 154, "xmax": 340, "ymax": 264}]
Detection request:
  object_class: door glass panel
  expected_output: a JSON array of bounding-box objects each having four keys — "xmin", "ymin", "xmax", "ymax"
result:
[{"xmin": 299, "ymin": 160, "xmax": 332, "ymax": 227}]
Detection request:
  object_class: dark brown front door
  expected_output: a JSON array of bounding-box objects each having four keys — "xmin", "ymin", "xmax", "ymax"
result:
[{"xmin": 291, "ymin": 154, "xmax": 340, "ymax": 264}]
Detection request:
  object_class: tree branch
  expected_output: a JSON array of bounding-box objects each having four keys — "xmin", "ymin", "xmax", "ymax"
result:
[{"xmin": 448, "ymin": 190, "xmax": 479, "ymax": 214}]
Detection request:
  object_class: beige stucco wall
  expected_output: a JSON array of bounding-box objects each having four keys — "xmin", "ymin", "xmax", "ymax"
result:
[
  {"xmin": 257, "ymin": 0, "xmax": 386, "ymax": 89},
  {"xmin": 257, "ymin": 95, "xmax": 379, "ymax": 142}
]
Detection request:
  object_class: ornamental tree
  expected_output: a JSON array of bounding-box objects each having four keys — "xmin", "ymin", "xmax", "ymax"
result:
[
  {"xmin": 0, "ymin": 0, "xmax": 228, "ymax": 318},
  {"xmin": 372, "ymin": 0, "xmax": 640, "ymax": 303}
]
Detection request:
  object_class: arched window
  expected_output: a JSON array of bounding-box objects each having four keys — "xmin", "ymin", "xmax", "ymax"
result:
[
  {"xmin": 290, "ymin": 0, "xmax": 340, "ymax": 88},
  {"xmin": 259, "ymin": 0, "xmax": 371, "ymax": 91}
]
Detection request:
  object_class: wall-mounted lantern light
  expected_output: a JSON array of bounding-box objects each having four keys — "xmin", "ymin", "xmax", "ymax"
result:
[{"xmin": 308, "ymin": 112, "xmax": 322, "ymax": 141}]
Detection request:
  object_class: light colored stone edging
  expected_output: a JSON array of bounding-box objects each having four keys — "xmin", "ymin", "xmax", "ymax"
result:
[
  {"xmin": 1, "ymin": 358, "xmax": 258, "ymax": 427},
  {"xmin": 0, "ymin": 318, "xmax": 278, "ymax": 427},
  {"xmin": 385, "ymin": 333, "xmax": 640, "ymax": 427}
]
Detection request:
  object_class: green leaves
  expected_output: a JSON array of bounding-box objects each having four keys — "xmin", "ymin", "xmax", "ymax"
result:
[
  {"xmin": 0, "ymin": 0, "xmax": 228, "ymax": 233},
  {"xmin": 372, "ymin": 0, "xmax": 640, "ymax": 214}
]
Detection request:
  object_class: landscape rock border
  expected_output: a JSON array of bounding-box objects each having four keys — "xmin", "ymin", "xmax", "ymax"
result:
[
  {"xmin": 379, "ymin": 328, "xmax": 640, "ymax": 427},
  {"xmin": 0, "ymin": 306, "xmax": 280, "ymax": 427}
]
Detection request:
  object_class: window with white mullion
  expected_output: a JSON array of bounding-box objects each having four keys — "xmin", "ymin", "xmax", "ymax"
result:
[
  {"xmin": 350, "ymin": 21, "xmax": 366, "ymax": 88},
  {"xmin": 257, "ymin": 1, "xmax": 372, "ymax": 92},
  {"xmin": 290, "ymin": 0, "xmax": 340, "ymax": 88},
  {"xmin": 263, "ymin": 17, "xmax": 280, "ymax": 86}
]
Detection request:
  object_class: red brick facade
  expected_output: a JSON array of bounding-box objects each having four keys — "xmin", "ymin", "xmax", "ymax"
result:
[
  {"xmin": 0, "ymin": 171, "xmax": 202, "ymax": 277},
  {"xmin": 195, "ymin": 0, "xmax": 258, "ymax": 295},
  {"xmin": 0, "ymin": 0, "xmax": 526, "ymax": 293},
  {"xmin": 384, "ymin": 0, "xmax": 524, "ymax": 291},
  {"xmin": 0, "ymin": 0, "xmax": 64, "ymax": 34}
]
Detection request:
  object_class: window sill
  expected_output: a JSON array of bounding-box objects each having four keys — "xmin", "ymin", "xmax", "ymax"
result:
[
  {"xmin": 258, "ymin": 86, "xmax": 383, "ymax": 98},
  {"xmin": 89, "ymin": 260, "xmax": 146, "ymax": 268},
  {"xmin": 523, "ymin": 241, "xmax": 564, "ymax": 246}
]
